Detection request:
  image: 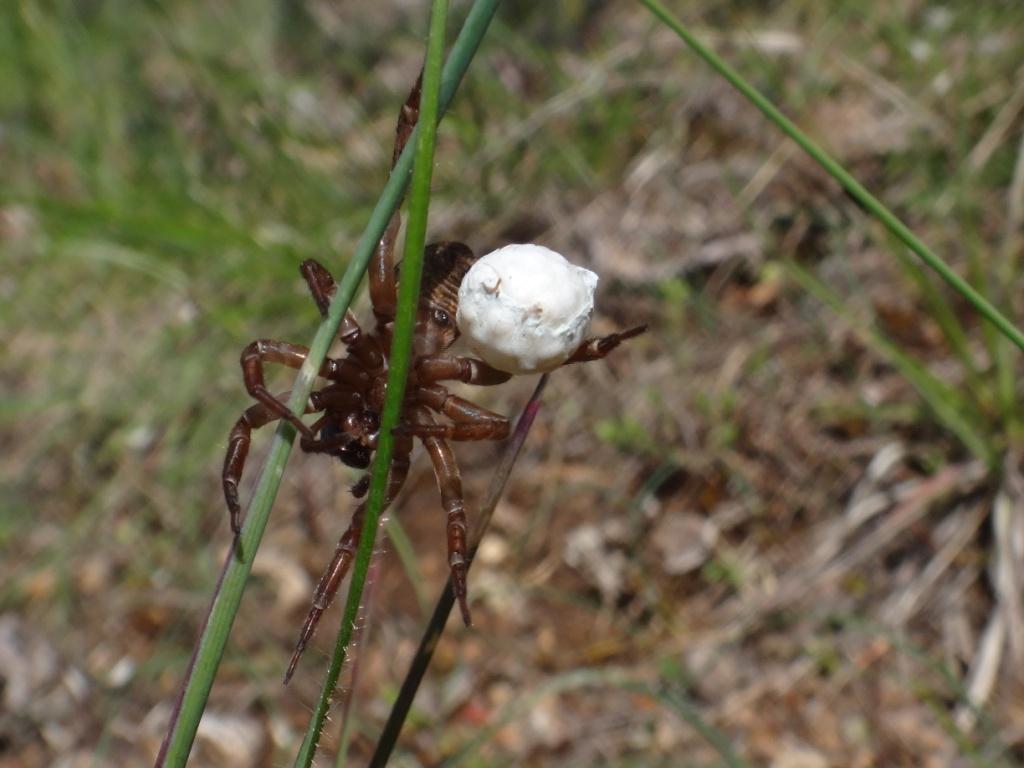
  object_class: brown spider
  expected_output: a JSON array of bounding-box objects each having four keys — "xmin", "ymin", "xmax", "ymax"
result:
[{"xmin": 221, "ymin": 78, "xmax": 645, "ymax": 682}]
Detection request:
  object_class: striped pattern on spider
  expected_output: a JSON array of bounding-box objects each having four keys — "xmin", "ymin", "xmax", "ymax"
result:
[{"xmin": 220, "ymin": 77, "xmax": 645, "ymax": 683}]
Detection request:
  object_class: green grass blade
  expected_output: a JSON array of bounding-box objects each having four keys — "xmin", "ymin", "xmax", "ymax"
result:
[
  {"xmin": 640, "ymin": 0, "xmax": 1024, "ymax": 355},
  {"xmin": 331, "ymin": 548, "xmax": 384, "ymax": 768},
  {"xmin": 888, "ymin": 239, "xmax": 983, "ymax": 386},
  {"xmin": 787, "ymin": 259, "xmax": 994, "ymax": 464},
  {"xmin": 994, "ymin": 129, "xmax": 1024, "ymax": 437},
  {"xmin": 369, "ymin": 375, "xmax": 549, "ymax": 767},
  {"xmin": 385, "ymin": 514, "xmax": 431, "ymax": 617},
  {"xmin": 155, "ymin": 2, "xmax": 502, "ymax": 765},
  {"xmin": 292, "ymin": 0, "xmax": 449, "ymax": 764}
]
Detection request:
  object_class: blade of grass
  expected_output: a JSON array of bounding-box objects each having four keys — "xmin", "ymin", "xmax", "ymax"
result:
[
  {"xmin": 887, "ymin": 238, "xmax": 983, "ymax": 386},
  {"xmin": 292, "ymin": 0, "xmax": 449, "ymax": 764},
  {"xmin": 155, "ymin": 2, "xmax": 503, "ymax": 765},
  {"xmin": 385, "ymin": 514, "xmax": 432, "ymax": 617},
  {"xmin": 369, "ymin": 375, "xmax": 549, "ymax": 767},
  {"xmin": 639, "ymin": 0, "xmax": 1024, "ymax": 355},
  {"xmin": 332, "ymin": 541, "xmax": 386, "ymax": 768},
  {"xmin": 995, "ymin": 128, "xmax": 1024, "ymax": 439},
  {"xmin": 787, "ymin": 259, "xmax": 994, "ymax": 464}
]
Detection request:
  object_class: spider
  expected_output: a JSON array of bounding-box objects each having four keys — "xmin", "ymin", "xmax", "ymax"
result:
[{"xmin": 221, "ymin": 78, "xmax": 646, "ymax": 682}]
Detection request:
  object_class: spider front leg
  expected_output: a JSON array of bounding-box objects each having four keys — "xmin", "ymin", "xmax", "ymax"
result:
[
  {"xmin": 223, "ymin": 390, "xmax": 323, "ymax": 534},
  {"xmin": 226, "ymin": 341, "xmax": 360, "ymax": 532},
  {"xmin": 284, "ymin": 432, "xmax": 414, "ymax": 683},
  {"xmin": 300, "ymin": 258, "xmax": 384, "ymax": 371},
  {"xmin": 239, "ymin": 339, "xmax": 344, "ymax": 442},
  {"xmin": 369, "ymin": 75, "xmax": 422, "ymax": 328}
]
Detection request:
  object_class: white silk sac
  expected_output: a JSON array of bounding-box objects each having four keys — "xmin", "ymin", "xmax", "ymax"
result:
[{"xmin": 456, "ymin": 244, "xmax": 598, "ymax": 374}]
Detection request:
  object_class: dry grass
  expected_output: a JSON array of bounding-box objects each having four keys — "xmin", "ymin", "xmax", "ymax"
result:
[{"xmin": 3, "ymin": 1, "xmax": 1024, "ymax": 766}]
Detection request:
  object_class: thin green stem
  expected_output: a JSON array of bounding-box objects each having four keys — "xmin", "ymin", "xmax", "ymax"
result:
[
  {"xmin": 155, "ymin": 1, "xmax": 502, "ymax": 765},
  {"xmin": 292, "ymin": 1, "xmax": 449, "ymax": 765},
  {"xmin": 640, "ymin": 0, "xmax": 1024, "ymax": 354},
  {"xmin": 331, "ymin": 547, "xmax": 384, "ymax": 768}
]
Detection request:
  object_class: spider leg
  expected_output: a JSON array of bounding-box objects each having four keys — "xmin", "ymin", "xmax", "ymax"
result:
[
  {"xmin": 298, "ymin": 257, "xmax": 338, "ymax": 318},
  {"xmin": 399, "ymin": 384, "xmax": 510, "ymax": 441},
  {"xmin": 415, "ymin": 409, "xmax": 473, "ymax": 625},
  {"xmin": 309, "ymin": 385, "xmax": 364, "ymax": 414},
  {"xmin": 563, "ymin": 324, "xmax": 648, "ymax": 364},
  {"xmin": 415, "ymin": 355, "xmax": 513, "ymax": 386},
  {"xmin": 283, "ymin": 432, "xmax": 414, "ymax": 683},
  {"xmin": 240, "ymin": 339, "xmax": 365, "ymax": 440},
  {"xmin": 369, "ymin": 74, "xmax": 422, "ymax": 328},
  {"xmin": 223, "ymin": 390, "xmax": 323, "ymax": 533},
  {"xmin": 299, "ymin": 259, "xmax": 385, "ymax": 371}
]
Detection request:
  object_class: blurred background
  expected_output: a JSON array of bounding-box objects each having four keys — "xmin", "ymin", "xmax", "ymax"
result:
[{"xmin": 4, "ymin": 0, "xmax": 1024, "ymax": 765}]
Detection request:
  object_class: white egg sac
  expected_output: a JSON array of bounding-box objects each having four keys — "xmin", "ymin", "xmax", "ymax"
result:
[{"xmin": 456, "ymin": 243, "xmax": 598, "ymax": 374}]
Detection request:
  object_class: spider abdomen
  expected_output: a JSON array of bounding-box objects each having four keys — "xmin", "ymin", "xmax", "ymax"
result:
[{"xmin": 419, "ymin": 241, "xmax": 478, "ymax": 319}]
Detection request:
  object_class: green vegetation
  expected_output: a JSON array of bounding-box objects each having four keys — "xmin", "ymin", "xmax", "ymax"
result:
[{"xmin": 4, "ymin": 0, "xmax": 1024, "ymax": 765}]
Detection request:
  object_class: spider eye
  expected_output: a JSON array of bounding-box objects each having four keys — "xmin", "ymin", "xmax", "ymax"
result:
[{"xmin": 432, "ymin": 308, "xmax": 451, "ymax": 326}]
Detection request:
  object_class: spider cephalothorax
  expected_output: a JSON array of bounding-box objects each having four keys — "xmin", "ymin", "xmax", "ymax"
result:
[{"xmin": 221, "ymin": 79, "xmax": 645, "ymax": 682}]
